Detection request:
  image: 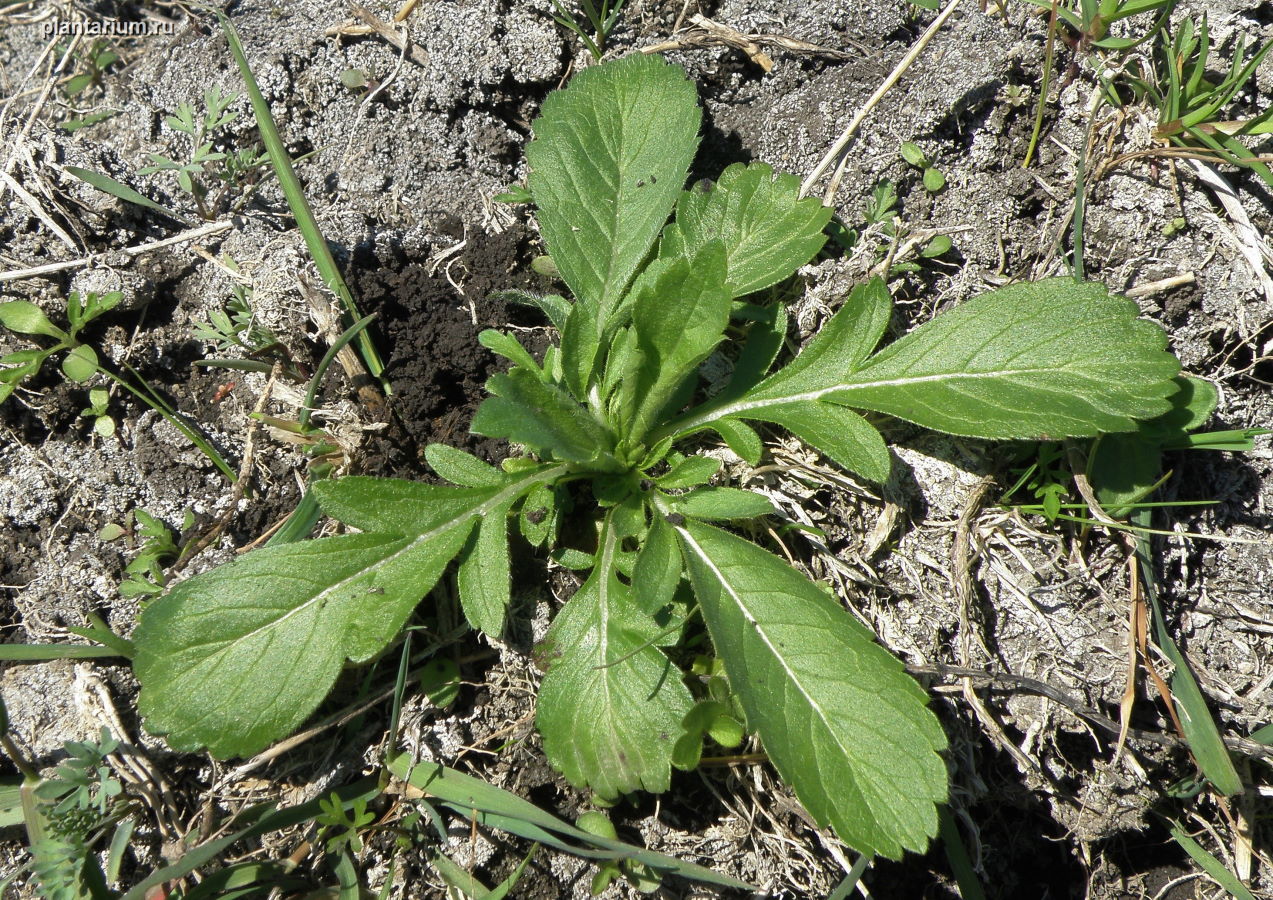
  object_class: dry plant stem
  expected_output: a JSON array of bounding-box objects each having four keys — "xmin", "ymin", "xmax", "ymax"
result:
[
  {"xmin": 340, "ymin": 5, "xmax": 429, "ymax": 67},
  {"xmin": 1124, "ymin": 272, "xmax": 1196, "ymax": 299},
  {"xmin": 0, "ymin": 218, "xmax": 235, "ymax": 283},
  {"xmin": 953, "ymin": 476, "xmax": 1042, "ymax": 775},
  {"xmin": 0, "ymin": 169, "xmax": 79, "ymax": 251},
  {"xmin": 801, "ymin": 0, "xmax": 962, "ymax": 202},
  {"xmin": 640, "ymin": 15, "xmax": 779, "ymax": 70},
  {"xmin": 910, "ymin": 664, "xmax": 1273, "ymax": 762},
  {"xmin": 0, "ymin": 33, "xmax": 73, "ymax": 206},
  {"xmin": 1187, "ymin": 159, "xmax": 1273, "ymax": 306}
]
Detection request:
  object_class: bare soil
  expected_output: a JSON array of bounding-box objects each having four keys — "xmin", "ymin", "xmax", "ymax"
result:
[{"xmin": 1, "ymin": 0, "xmax": 1271, "ymax": 897}]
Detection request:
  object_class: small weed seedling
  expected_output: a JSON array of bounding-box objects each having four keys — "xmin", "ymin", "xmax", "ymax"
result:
[
  {"xmin": 547, "ymin": 0, "xmax": 629, "ymax": 60},
  {"xmin": 58, "ymin": 39, "xmax": 120, "ymax": 98},
  {"xmin": 133, "ymin": 55, "xmax": 1181, "ymax": 860},
  {"xmin": 101, "ymin": 508, "xmax": 192, "ymax": 598},
  {"xmin": 140, "ymin": 86, "xmax": 267, "ymax": 219},
  {"xmin": 900, "ymin": 140, "xmax": 947, "ymax": 193},
  {"xmin": 0, "ymin": 291, "xmax": 238, "ymax": 482}
]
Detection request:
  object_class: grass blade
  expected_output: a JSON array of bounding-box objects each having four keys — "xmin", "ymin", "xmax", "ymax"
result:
[
  {"xmin": 64, "ymin": 166, "xmax": 193, "ymax": 226},
  {"xmin": 1169, "ymin": 823, "xmax": 1256, "ymax": 900},
  {"xmin": 211, "ymin": 10, "xmax": 388, "ymax": 390}
]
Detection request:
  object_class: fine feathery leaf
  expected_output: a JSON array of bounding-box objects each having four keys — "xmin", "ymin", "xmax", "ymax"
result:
[
  {"xmin": 659, "ymin": 162, "xmax": 833, "ymax": 298},
  {"xmin": 536, "ymin": 514, "xmax": 693, "ymax": 798},
  {"xmin": 667, "ymin": 278, "xmax": 1181, "ymax": 449},
  {"xmin": 134, "ymin": 470, "xmax": 560, "ymax": 757},
  {"xmin": 676, "ymin": 519, "xmax": 947, "ymax": 858},
  {"xmin": 525, "ymin": 53, "xmax": 700, "ymax": 322}
]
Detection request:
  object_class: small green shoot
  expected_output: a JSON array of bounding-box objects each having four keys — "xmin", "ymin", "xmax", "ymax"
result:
[
  {"xmin": 102, "ymin": 509, "xmax": 190, "ymax": 598},
  {"xmin": 546, "ymin": 0, "xmax": 630, "ymax": 60},
  {"xmin": 139, "ymin": 86, "xmax": 268, "ymax": 220},
  {"xmin": 59, "ymin": 39, "xmax": 120, "ymax": 98},
  {"xmin": 317, "ymin": 791, "xmax": 376, "ymax": 855},
  {"xmin": 0, "ymin": 292, "xmax": 238, "ymax": 482},
  {"xmin": 80, "ymin": 386, "xmax": 115, "ymax": 438},
  {"xmin": 900, "ymin": 140, "xmax": 946, "ymax": 192}
]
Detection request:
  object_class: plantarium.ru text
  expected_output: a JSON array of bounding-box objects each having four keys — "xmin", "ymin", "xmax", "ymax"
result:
[{"xmin": 134, "ymin": 54, "xmax": 1182, "ymax": 859}]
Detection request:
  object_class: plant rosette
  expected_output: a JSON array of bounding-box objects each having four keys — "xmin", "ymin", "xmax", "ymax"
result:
[{"xmin": 134, "ymin": 53, "xmax": 1182, "ymax": 860}]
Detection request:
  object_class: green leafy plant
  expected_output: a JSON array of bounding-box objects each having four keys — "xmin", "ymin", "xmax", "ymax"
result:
[
  {"xmin": 133, "ymin": 54, "xmax": 1182, "ymax": 860},
  {"xmin": 139, "ymin": 86, "xmax": 267, "ymax": 219},
  {"xmin": 79, "ymin": 387, "xmax": 115, "ymax": 438},
  {"xmin": 101, "ymin": 509, "xmax": 191, "ymax": 598},
  {"xmin": 0, "ymin": 292, "xmax": 237, "ymax": 482},
  {"xmin": 59, "ymin": 39, "xmax": 120, "ymax": 98},
  {"xmin": 1020, "ymin": 0, "xmax": 1177, "ymax": 52},
  {"xmin": 546, "ymin": 0, "xmax": 629, "ymax": 60},
  {"xmin": 1115, "ymin": 15, "xmax": 1273, "ymax": 189},
  {"xmin": 900, "ymin": 140, "xmax": 947, "ymax": 193}
]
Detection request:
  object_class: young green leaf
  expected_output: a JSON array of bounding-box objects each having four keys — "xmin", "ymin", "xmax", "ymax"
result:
[
  {"xmin": 739, "ymin": 401, "xmax": 891, "ymax": 483},
  {"xmin": 671, "ymin": 487, "xmax": 774, "ymax": 521},
  {"xmin": 537, "ymin": 515, "xmax": 692, "ymax": 798},
  {"xmin": 60, "ymin": 344, "xmax": 99, "ymax": 383},
  {"xmin": 655, "ymin": 456, "xmax": 721, "ymax": 490},
  {"xmin": 135, "ymin": 470, "xmax": 558, "ymax": 757},
  {"xmin": 708, "ymin": 418, "xmax": 763, "ymax": 465},
  {"xmin": 628, "ymin": 242, "xmax": 732, "ymax": 437},
  {"xmin": 457, "ymin": 501, "xmax": 514, "ymax": 638},
  {"xmin": 425, "ymin": 444, "xmax": 506, "ymax": 488},
  {"xmin": 632, "ymin": 516, "xmax": 681, "ymax": 613},
  {"xmin": 525, "ymin": 53, "xmax": 700, "ymax": 322},
  {"xmin": 473, "ymin": 367, "xmax": 612, "ymax": 463},
  {"xmin": 658, "ymin": 162, "xmax": 832, "ymax": 298},
  {"xmin": 676, "ymin": 519, "xmax": 947, "ymax": 858},
  {"xmin": 0, "ymin": 300, "xmax": 66, "ymax": 339}
]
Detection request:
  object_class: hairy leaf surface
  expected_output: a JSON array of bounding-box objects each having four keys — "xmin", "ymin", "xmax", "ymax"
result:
[
  {"xmin": 659, "ymin": 163, "xmax": 833, "ymax": 298},
  {"xmin": 741, "ymin": 402, "xmax": 891, "ymax": 483},
  {"xmin": 537, "ymin": 517, "xmax": 692, "ymax": 798},
  {"xmin": 458, "ymin": 500, "xmax": 514, "ymax": 638},
  {"xmin": 669, "ymin": 278, "xmax": 1180, "ymax": 447},
  {"xmin": 629, "ymin": 242, "xmax": 731, "ymax": 436},
  {"xmin": 526, "ymin": 54, "xmax": 699, "ymax": 320},
  {"xmin": 677, "ymin": 519, "xmax": 947, "ymax": 858},
  {"xmin": 473, "ymin": 367, "xmax": 611, "ymax": 462},
  {"xmin": 135, "ymin": 471, "xmax": 558, "ymax": 757}
]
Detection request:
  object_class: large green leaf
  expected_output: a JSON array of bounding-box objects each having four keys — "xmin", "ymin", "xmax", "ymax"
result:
[
  {"xmin": 135, "ymin": 471, "xmax": 558, "ymax": 757},
  {"xmin": 667, "ymin": 278, "xmax": 1180, "ymax": 446},
  {"xmin": 677, "ymin": 519, "xmax": 947, "ymax": 858},
  {"xmin": 536, "ymin": 515, "xmax": 692, "ymax": 798},
  {"xmin": 526, "ymin": 53, "xmax": 700, "ymax": 320},
  {"xmin": 627, "ymin": 241, "xmax": 731, "ymax": 437},
  {"xmin": 658, "ymin": 162, "xmax": 832, "ymax": 298}
]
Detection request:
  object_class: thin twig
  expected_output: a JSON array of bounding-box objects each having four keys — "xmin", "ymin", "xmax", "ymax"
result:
[
  {"xmin": 910, "ymin": 663, "xmax": 1273, "ymax": 762},
  {"xmin": 0, "ymin": 219, "xmax": 235, "ymax": 283},
  {"xmin": 802, "ymin": 0, "xmax": 962, "ymax": 201}
]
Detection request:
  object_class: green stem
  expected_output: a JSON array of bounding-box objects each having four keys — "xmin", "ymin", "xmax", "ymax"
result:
[{"xmin": 97, "ymin": 363, "xmax": 239, "ymax": 484}]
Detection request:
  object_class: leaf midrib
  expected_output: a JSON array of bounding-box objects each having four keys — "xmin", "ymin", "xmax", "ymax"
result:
[
  {"xmin": 661, "ymin": 365, "xmax": 1100, "ymax": 439},
  {"xmin": 187, "ymin": 465, "xmax": 567, "ymax": 658},
  {"xmin": 677, "ymin": 525, "xmax": 855, "ymax": 776}
]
